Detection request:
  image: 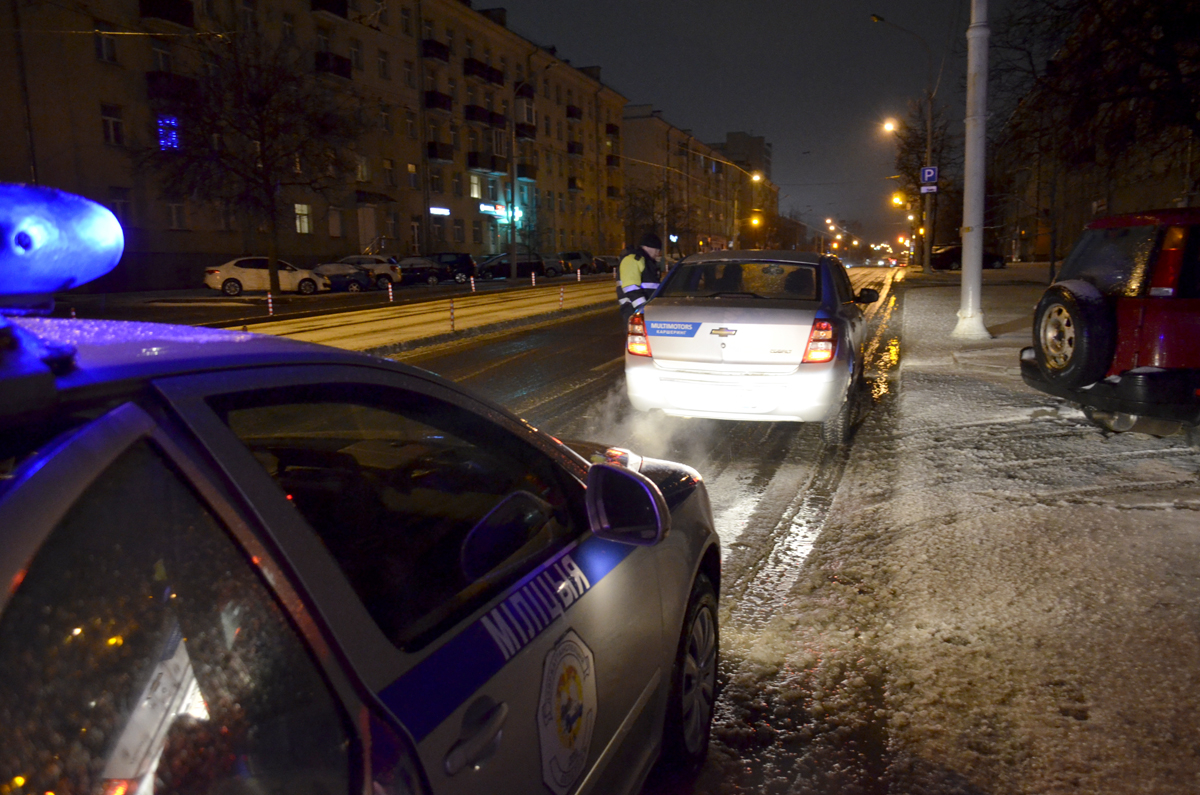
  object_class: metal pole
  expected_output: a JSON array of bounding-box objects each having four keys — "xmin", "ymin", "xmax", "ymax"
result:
[
  {"xmin": 922, "ymin": 92, "xmax": 933, "ymax": 272},
  {"xmin": 953, "ymin": 0, "xmax": 992, "ymax": 339}
]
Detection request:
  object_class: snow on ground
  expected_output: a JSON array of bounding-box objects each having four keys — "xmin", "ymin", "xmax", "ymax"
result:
[{"xmin": 694, "ymin": 266, "xmax": 1200, "ymax": 794}]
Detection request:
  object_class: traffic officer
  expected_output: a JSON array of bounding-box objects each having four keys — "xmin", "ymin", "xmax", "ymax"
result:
[{"xmin": 616, "ymin": 232, "xmax": 662, "ymax": 322}]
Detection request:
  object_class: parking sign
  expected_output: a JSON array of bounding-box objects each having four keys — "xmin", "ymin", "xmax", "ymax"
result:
[{"xmin": 921, "ymin": 166, "xmax": 938, "ymax": 184}]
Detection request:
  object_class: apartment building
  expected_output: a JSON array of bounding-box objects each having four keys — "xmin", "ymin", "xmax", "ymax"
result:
[
  {"xmin": 1, "ymin": 0, "xmax": 626, "ymax": 290},
  {"xmin": 622, "ymin": 105, "xmax": 779, "ymax": 257}
]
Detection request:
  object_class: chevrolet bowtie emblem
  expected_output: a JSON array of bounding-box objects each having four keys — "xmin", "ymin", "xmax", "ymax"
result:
[{"xmin": 710, "ymin": 327, "xmax": 737, "ymax": 337}]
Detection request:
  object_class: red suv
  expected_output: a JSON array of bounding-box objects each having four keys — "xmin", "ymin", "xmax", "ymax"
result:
[{"xmin": 1021, "ymin": 209, "xmax": 1200, "ymax": 434}]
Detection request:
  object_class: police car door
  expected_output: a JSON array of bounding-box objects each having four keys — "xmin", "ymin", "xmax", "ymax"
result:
[{"xmin": 164, "ymin": 366, "xmax": 664, "ymax": 795}]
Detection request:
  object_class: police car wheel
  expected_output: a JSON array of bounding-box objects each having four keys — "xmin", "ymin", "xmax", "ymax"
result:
[{"xmin": 660, "ymin": 574, "xmax": 717, "ymax": 775}]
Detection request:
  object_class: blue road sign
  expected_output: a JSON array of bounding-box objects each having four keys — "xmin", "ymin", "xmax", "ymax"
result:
[{"xmin": 920, "ymin": 166, "xmax": 938, "ymax": 184}]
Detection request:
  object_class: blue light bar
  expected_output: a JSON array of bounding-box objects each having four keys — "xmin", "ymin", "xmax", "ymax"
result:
[{"xmin": 1, "ymin": 184, "xmax": 124, "ymax": 299}]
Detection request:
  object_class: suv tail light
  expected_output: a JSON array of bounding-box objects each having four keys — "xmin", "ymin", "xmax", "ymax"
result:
[
  {"xmin": 802, "ymin": 320, "xmax": 836, "ymax": 363},
  {"xmin": 1149, "ymin": 226, "xmax": 1187, "ymax": 297},
  {"xmin": 627, "ymin": 315, "xmax": 652, "ymax": 357}
]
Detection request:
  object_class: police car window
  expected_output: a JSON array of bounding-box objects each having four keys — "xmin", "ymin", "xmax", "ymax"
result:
[
  {"xmin": 827, "ymin": 259, "xmax": 855, "ymax": 303},
  {"xmin": 211, "ymin": 385, "xmax": 579, "ymax": 649},
  {"xmin": 0, "ymin": 440, "xmax": 351, "ymax": 795},
  {"xmin": 1058, "ymin": 225, "xmax": 1158, "ymax": 297},
  {"xmin": 659, "ymin": 262, "xmax": 820, "ymax": 300}
]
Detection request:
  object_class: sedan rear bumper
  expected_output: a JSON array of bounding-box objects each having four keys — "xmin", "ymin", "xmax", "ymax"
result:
[{"xmin": 625, "ymin": 353, "xmax": 848, "ymax": 422}]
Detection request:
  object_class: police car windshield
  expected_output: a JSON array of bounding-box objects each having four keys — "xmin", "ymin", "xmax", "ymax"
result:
[{"xmin": 659, "ymin": 261, "xmax": 819, "ymax": 301}]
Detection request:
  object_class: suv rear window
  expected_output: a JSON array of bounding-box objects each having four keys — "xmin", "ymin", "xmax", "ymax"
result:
[{"xmin": 1058, "ymin": 225, "xmax": 1158, "ymax": 297}]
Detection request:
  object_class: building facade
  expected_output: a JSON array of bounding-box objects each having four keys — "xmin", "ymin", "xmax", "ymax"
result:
[
  {"xmin": 622, "ymin": 105, "xmax": 779, "ymax": 257},
  {"xmin": 1, "ymin": 0, "xmax": 626, "ymax": 289}
]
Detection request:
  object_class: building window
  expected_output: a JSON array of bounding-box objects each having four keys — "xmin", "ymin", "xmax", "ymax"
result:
[
  {"xmin": 429, "ymin": 167, "xmax": 443, "ymax": 194},
  {"xmin": 405, "ymin": 110, "xmax": 417, "ymax": 138},
  {"xmin": 317, "ymin": 28, "xmax": 331, "ymax": 53},
  {"xmin": 151, "ymin": 41, "xmax": 172, "ymax": 72},
  {"xmin": 101, "ymin": 105, "xmax": 124, "ymax": 146},
  {"xmin": 408, "ymin": 163, "xmax": 418, "ymax": 188},
  {"xmin": 376, "ymin": 0, "xmax": 389, "ymax": 25},
  {"xmin": 451, "ymin": 125, "xmax": 460, "ymax": 150},
  {"xmin": 448, "ymin": 78, "xmax": 457, "ymax": 101},
  {"xmin": 386, "ymin": 210, "xmax": 399, "ymax": 238},
  {"xmin": 453, "ymin": 219, "xmax": 464, "ymax": 243},
  {"xmin": 95, "ymin": 22, "xmax": 117, "ymax": 63},
  {"xmin": 544, "ymin": 116, "xmax": 551, "ymax": 136},
  {"xmin": 156, "ymin": 115, "xmax": 179, "ymax": 150},
  {"xmin": 403, "ymin": 60, "xmax": 415, "ymax": 88},
  {"xmin": 469, "ymin": 174, "xmax": 482, "ymax": 199},
  {"xmin": 240, "ymin": 0, "xmax": 255, "ymax": 30},
  {"xmin": 446, "ymin": 28, "xmax": 455, "ymax": 53},
  {"xmin": 378, "ymin": 49, "xmax": 389, "ymax": 79},
  {"xmin": 295, "ymin": 203, "xmax": 312, "ymax": 234},
  {"xmin": 329, "ymin": 207, "xmax": 342, "ymax": 237},
  {"xmin": 167, "ymin": 202, "xmax": 186, "ymax": 230},
  {"xmin": 350, "ymin": 38, "xmax": 363, "ymax": 70},
  {"xmin": 382, "ymin": 158, "xmax": 395, "ymax": 186},
  {"xmin": 108, "ymin": 187, "xmax": 132, "ymax": 225},
  {"xmin": 400, "ymin": 6, "xmax": 412, "ymax": 35},
  {"xmin": 486, "ymin": 177, "xmax": 498, "ymax": 201},
  {"xmin": 356, "ymin": 155, "xmax": 370, "ymax": 182},
  {"xmin": 410, "ymin": 220, "xmax": 420, "ymax": 253},
  {"xmin": 452, "ymin": 171, "xmax": 463, "ymax": 196},
  {"xmin": 433, "ymin": 217, "xmax": 446, "ymax": 242},
  {"xmin": 472, "ymin": 219, "xmax": 482, "ymax": 244},
  {"xmin": 380, "ymin": 103, "xmax": 391, "ymax": 132},
  {"xmin": 465, "ymin": 38, "xmax": 474, "ymax": 58}
]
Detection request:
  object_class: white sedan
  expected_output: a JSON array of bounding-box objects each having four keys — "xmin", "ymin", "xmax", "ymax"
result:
[{"xmin": 204, "ymin": 257, "xmax": 330, "ymax": 296}]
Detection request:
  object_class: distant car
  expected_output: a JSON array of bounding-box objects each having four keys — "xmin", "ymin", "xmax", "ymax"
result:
[
  {"xmin": 203, "ymin": 257, "xmax": 329, "ymax": 296},
  {"xmin": 337, "ymin": 254, "xmax": 400, "ymax": 289},
  {"xmin": 314, "ymin": 262, "xmax": 373, "ymax": 292},
  {"xmin": 625, "ymin": 250, "xmax": 879, "ymax": 445},
  {"xmin": 929, "ymin": 245, "xmax": 1005, "ymax": 270},
  {"xmin": 1, "ymin": 183, "xmax": 722, "ymax": 795},
  {"xmin": 425, "ymin": 252, "xmax": 478, "ymax": 283},
  {"xmin": 593, "ymin": 255, "xmax": 620, "ymax": 273},
  {"xmin": 390, "ymin": 256, "xmax": 449, "ymax": 286},
  {"xmin": 478, "ymin": 252, "xmax": 546, "ymax": 279},
  {"xmin": 1021, "ymin": 208, "xmax": 1200, "ymax": 435},
  {"xmin": 556, "ymin": 251, "xmax": 594, "ymax": 275}
]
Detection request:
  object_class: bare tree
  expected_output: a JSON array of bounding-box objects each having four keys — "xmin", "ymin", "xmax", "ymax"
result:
[
  {"xmin": 143, "ymin": 29, "xmax": 368, "ymax": 293},
  {"xmin": 891, "ymin": 98, "xmax": 958, "ymax": 246}
]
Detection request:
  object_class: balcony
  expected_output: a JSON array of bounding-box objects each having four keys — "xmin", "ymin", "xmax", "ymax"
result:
[
  {"xmin": 565, "ymin": 105, "xmax": 583, "ymax": 120},
  {"xmin": 146, "ymin": 71, "xmax": 198, "ymax": 104},
  {"xmin": 467, "ymin": 152, "xmax": 508, "ymax": 174},
  {"xmin": 139, "ymin": 0, "xmax": 194, "ymax": 27},
  {"xmin": 568, "ymin": 177, "xmax": 582, "ymax": 192},
  {"xmin": 315, "ymin": 51, "xmax": 352, "ymax": 80},
  {"xmin": 427, "ymin": 142, "xmax": 454, "ymax": 163},
  {"xmin": 311, "ymin": 0, "xmax": 348, "ymax": 20},
  {"xmin": 463, "ymin": 57, "xmax": 489, "ymax": 80},
  {"xmin": 514, "ymin": 82, "xmax": 535, "ymax": 100},
  {"xmin": 424, "ymin": 90, "xmax": 453, "ymax": 112},
  {"xmin": 515, "ymin": 122, "xmax": 537, "ymax": 141},
  {"xmin": 517, "ymin": 163, "xmax": 538, "ymax": 181},
  {"xmin": 486, "ymin": 66, "xmax": 505, "ymax": 86},
  {"xmin": 566, "ymin": 141, "xmax": 584, "ymax": 157},
  {"xmin": 606, "ymin": 186, "xmax": 620, "ymax": 198},
  {"xmin": 421, "ymin": 39, "xmax": 450, "ymax": 62},
  {"xmin": 463, "ymin": 104, "xmax": 489, "ymax": 125},
  {"xmin": 488, "ymin": 111, "xmax": 508, "ymax": 129},
  {"xmin": 606, "ymin": 122, "xmax": 620, "ymax": 137},
  {"xmin": 605, "ymin": 154, "xmax": 619, "ymax": 168}
]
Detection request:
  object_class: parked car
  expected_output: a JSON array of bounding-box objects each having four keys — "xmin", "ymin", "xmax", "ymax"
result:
[
  {"xmin": 929, "ymin": 245, "xmax": 1005, "ymax": 270},
  {"xmin": 314, "ymin": 262, "xmax": 374, "ymax": 292},
  {"xmin": 425, "ymin": 252, "xmax": 478, "ymax": 283},
  {"xmin": 478, "ymin": 252, "xmax": 547, "ymax": 279},
  {"xmin": 0, "ymin": 184, "xmax": 721, "ymax": 795},
  {"xmin": 338, "ymin": 254, "xmax": 400, "ymax": 289},
  {"xmin": 593, "ymin": 255, "xmax": 621, "ymax": 273},
  {"xmin": 204, "ymin": 257, "xmax": 329, "ymax": 296},
  {"xmin": 556, "ymin": 251, "xmax": 594, "ymax": 275},
  {"xmin": 625, "ymin": 250, "xmax": 879, "ymax": 445},
  {"xmin": 390, "ymin": 256, "xmax": 448, "ymax": 286},
  {"xmin": 1021, "ymin": 208, "xmax": 1200, "ymax": 435}
]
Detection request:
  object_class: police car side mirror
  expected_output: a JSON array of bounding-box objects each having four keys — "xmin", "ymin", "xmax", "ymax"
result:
[
  {"xmin": 585, "ymin": 463, "xmax": 669, "ymax": 546},
  {"xmin": 856, "ymin": 288, "xmax": 880, "ymax": 304}
]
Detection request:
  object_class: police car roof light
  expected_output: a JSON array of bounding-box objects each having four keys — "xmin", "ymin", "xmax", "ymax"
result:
[{"xmin": 1, "ymin": 183, "xmax": 125, "ymax": 310}]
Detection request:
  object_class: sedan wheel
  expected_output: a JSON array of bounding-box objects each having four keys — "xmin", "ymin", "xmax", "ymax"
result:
[
  {"xmin": 659, "ymin": 575, "xmax": 717, "ymax": 776},
  {"xmin": 221, "ymin": 279, "xmax": 242, "ymax": 296},
  {"xmin": 427, "ymin": 274, "xmax": 440, "ymax": 286},
  {"xmin": 297, "ymin": 279, "xmax": 316, "ymax": 295},
  {"xmin": 545, "ymin": 266, "xmax": 559, "ymax": 278},
  {"xmin": 454, "ymin": 272, "xmax": 468, "ymax": 284},
  {"xmin": 346, "ymin": 280, "xmax": 364, "ymax": 293},
  {"xmin": 376, "ymin": 275, "xmax": 393, "ymax": 290}
]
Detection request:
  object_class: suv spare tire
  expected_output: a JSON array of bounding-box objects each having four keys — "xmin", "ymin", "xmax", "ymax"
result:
[{"xmin": 1033, "ymin": 280, "xmax": 1115, "ymax": 388}]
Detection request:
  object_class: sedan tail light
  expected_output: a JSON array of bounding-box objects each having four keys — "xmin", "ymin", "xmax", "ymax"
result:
[
  {"xmin": 627, "ymin": 315, "xmax": 652, "ymax": 357},
  {"xmin": 802, "ymin": 320, "xmax": 836, "ymax": 363},
  {"xmin": 205, "ymin": 269, "xmax": 221, "ymax": 275}
]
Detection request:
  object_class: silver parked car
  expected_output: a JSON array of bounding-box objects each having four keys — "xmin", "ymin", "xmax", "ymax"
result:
[{"xmin": 625, "ymin": 250, "xmax": 879, "ymax": 444}]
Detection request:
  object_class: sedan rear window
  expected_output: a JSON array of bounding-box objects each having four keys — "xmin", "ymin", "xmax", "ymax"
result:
[{"xmin": 659, "ymin": 262, "xmax": 819, "ymax": 300}]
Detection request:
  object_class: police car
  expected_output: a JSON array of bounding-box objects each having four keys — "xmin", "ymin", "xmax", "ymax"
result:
[{"xmin": 0, "ymin": 186, "xmax": 721, "ymax": 795}]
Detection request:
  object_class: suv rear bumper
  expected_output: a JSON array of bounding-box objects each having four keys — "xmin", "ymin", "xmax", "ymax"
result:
[{"xmin": 1020, "ymin": 347, "xmax": 1200, "ymax": 424}]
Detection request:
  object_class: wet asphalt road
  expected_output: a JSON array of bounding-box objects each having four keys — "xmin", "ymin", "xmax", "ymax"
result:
[{"xmin": 399, "ymin": 266, "xmax": 905, "ymax": 794}]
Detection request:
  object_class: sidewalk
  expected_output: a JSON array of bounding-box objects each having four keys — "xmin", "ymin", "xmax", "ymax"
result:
[{"xmin": 760, "ymin": 262, "xmax": 1200, "ymax": 792}]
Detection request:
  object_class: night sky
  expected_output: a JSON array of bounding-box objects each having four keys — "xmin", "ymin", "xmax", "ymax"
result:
[{"xmin": 494, "ymin": 0, "xmax": 980, "ymax": 242}]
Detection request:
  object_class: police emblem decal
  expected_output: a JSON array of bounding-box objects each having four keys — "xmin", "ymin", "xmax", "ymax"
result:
[{"xmin": 538, "ymin": 630, "xmax": 596, "ymax": 795}]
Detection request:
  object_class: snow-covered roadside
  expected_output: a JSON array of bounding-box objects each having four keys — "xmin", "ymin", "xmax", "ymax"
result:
[
  {"xmin": 673, "ymin": 265, "xmax": 1200, "ymax": 794},
  {"xmin": 769, "ymin": 266, "xmax": 1200, "ymax": 793}
]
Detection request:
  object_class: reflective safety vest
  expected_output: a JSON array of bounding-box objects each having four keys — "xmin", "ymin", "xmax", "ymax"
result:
[{"xmin": 615, "ymin": 251, "xmax": 660, "ymax": 320}]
